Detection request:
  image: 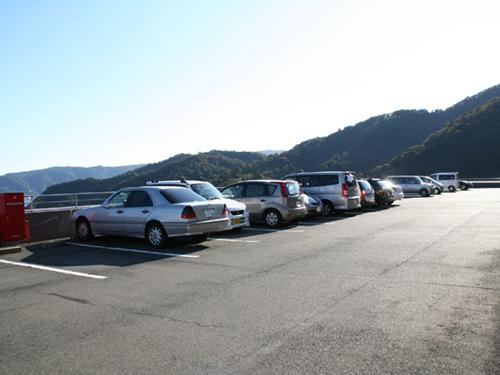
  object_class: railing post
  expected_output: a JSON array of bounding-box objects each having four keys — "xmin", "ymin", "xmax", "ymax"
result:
[{"xmin": 75, "ymin": 193, "xmax": 78, "ymax": 208}]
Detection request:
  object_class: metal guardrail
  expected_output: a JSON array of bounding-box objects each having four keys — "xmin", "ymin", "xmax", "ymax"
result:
[{"xmin": 24, "ymin": 192, "xmax": 115, "ymax": 212}]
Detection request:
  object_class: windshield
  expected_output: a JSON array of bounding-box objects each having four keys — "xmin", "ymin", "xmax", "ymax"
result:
[
  {"xmin": 378, "ymin": 180, "xmax": 393, "ymax": 189},
  {"xmin": 191, "ymin": 183, "xmax": 223, "ymax": 200},
  {"xmin": 160, "ymin": 188, "xmax": 206, "ymax": 203}
]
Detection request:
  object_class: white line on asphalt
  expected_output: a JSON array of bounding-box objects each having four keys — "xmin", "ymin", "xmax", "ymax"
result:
[
  {"xmin": 208, "ymin": 237, "xmax": 260, "ymax": 243},
  {"xmin": 242, "ymin": 227, "xmax": 305, "ymax": 233},
  {"xmin": 0, "ymin": 259, "xmax": 107, "ymax": 280},
  {"xmin": 66, "ymin": 242, "xmax": 200, "ymax": 258}
]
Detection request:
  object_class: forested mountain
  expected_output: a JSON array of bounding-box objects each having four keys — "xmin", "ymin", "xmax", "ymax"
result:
[
  {"xmin": 0, "ymin": 165, "xmax": 143, "ymax": 194},
  {"xmin": 44, "ymin": 83, "xmax": 500, "ymax": 194},
  {"xmin": 283, "ymin": 83, "xmax": 500, "ymax": 172},
  {"xmin": 44, "ymin": 151, "xmax": 267, "ymax": 193},
  {"xmin": 373, "ymin": 97, "xmax": 500, "ymax": 177}
]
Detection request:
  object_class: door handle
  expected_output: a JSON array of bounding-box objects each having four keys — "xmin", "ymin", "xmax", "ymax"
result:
[
  {"xmin": 116, "ymin": 209, "xmax": 124, "ymax": 214},
  {"xmin": 142, "ymin": 209, "xmax": 150, "ymax": 214}
]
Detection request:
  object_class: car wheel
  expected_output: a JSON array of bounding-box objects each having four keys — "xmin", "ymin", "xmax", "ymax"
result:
[
  {"xmin": 146, "ymin": 222, "xmax": 167, "ymax": 248},
  {"xmin": 263, "ymin": 209, "xmax": 282, "ymax": 227},
  {"xmin": 436, "ymin": 188, "xmax": 442, "ymax": 195},
  {"xmin": 419, "ymin": 189, "xmax": 430, "ymax": 197},
  {"xmin": 321, "ymin": 201, "xmax": 334, "ymax": 216},
  {"xmin": 460, "ymin": 184, "xmax": 468, "ymax": 190},
  {"xmin": 191, "ymin": 234, "xmax": 208, "ymax": 244},
  {"xmin": 75, "ymin": 218, "xmax": 94, "ymax": 241},
  {"xmin": 448, "ymin": 186, "xmax": 456, "ymax": 192}
]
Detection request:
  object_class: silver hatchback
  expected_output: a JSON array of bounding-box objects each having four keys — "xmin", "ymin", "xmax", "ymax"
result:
[
  {"xmin": 283, "ymin": 171, "xmax": 361, "ymax": 216},
  {"xmin": 387, "ymin": 176, "xmax": 433, "ymax": 197},
  {"xmin": 220, "ymin": 180, "xmax": 307, "ymax": 227}
]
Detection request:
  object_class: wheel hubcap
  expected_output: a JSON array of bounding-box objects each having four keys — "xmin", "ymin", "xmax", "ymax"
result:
[
  {"xmin": 148, "ymin": 226, "xmax": 163, "ymax": 246},
  {"xmin": 322, "ymin": 205, "xmax": 332, "ymax": 216},
  {"xmin": 78, "ymin": 223, "xmax": 88, "ymax": 238},
  {"xmin": 266, "ymin": 212, "xmax": 279, "ymax": 226}
]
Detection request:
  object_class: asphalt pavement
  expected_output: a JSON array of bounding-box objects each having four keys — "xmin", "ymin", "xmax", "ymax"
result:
[{"xmin": 1, "ymin": 189, "xmax": 499, "ymax": 374}]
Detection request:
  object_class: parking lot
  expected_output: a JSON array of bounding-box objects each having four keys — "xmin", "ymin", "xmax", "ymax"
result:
[{"xmin": 1, "ymin": 189, "xmax": 499, "ymax": 374}]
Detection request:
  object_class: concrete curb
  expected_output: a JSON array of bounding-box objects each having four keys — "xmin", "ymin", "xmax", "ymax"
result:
[{"xmin": 0, "ymin": 246, "xmax": 22, "ymax": 255}]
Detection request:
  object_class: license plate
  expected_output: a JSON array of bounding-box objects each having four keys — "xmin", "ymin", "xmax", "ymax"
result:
[
  {"xmin": 231, "ymin": 218, "xmax": 241, "ymax": 225},
  {"xmin": 204, "ymin": 208, "xmax": 215, "ymax": 218}
]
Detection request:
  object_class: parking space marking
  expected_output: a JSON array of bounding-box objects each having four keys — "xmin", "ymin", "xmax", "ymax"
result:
[
  {"xmin": 208, "ymin": 237, "xmax": 260, "ymax": 243},
  {"xmin": 0, "ymin": 259, "xmax": 107, "ymax": 280},
  {"xmin": 242, "ymin": 227, "xmax": 305, "ymax": 233},
  {"xmin": 66, "ymin": 242, "xmax": 200, "ymax": 258}
]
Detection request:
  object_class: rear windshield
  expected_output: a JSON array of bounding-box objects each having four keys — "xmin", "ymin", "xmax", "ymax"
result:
[
  {"xmin": 285, "ymin": 181, "xmax": 300, "ymax": 195},
  {"xmin": 190, "ymin": 183, "xmax": 223, "ymax": 200},
  {"xmin": 358, "ymin": 180, "xmax": 371, "ymax": 191},
  {"xmin": 378, "ymin": 180, "xmax": 393, "ymax": 189},
  {"xmin": 344, "ymin": 174, "xmax": 357, "ymax": 187},
  {"xmin": 160, "ymin": 188, "xmax": 206, "ymax": 203}
]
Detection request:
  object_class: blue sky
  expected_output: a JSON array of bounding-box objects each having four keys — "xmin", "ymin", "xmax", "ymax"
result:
[{"xmin": 1, "ymin": 0, "xmax": 499, "ymax": 175}]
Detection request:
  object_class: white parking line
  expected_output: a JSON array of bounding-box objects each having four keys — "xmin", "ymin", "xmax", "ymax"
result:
[
  {"xmin": 242, "ymin": 227, "xmax": 305, "ymax": 233},
  {"xmin": 66, "ymin": 242, "xmax": 200, "ymax": 258},
  {"xmin": 208, "ymin": 237, "xmax": 260, "ymax": 243},
  {"xmin": 0, "ymin": 259, "xmax": 107, "ymax": 280}
]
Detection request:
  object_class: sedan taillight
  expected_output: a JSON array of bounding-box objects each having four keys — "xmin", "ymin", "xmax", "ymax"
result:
[{"xmin": 181, "ymin": 206, "xmax": 197, "ymax": 219}]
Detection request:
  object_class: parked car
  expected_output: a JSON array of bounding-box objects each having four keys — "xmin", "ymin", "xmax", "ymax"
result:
[
  {"xmin": 303, "ymin": 193, "xmax": 323, "ymax": 218},
  {"xmin": 430, "ymin": 172, "xmax": 459, "ymax": 192},
  {"xmin": 387, "ymin": 175, "xmax": 433, "ymax": 197},
  {"xmin": 420, "ymin": 176, "xmax": 444, "ymax": 194},
  {"xmin": 220, "ymin": 180, "xmax": 307, "ymax": 227},
  {"xmin": 283, "ymin": 171, "xmax": 361, "ymax": 216},
  {"xmin": 357, "ymin": 179, "xmax": 376, "ymax": 207},
  {"xmin": 146, "ymin": 179, "xmax": 249, "ymax": 230},
  {"xmin": 389, "ymin": 182, "xmax": 405, "ymax": 201},
  {"xmin": 459, "ymin": 179, "xmax": 473, "ymax": 190},
  {"xmin": 72, "ymin": 186, "xmax": 229, "ymax": 247},
  {"xmin": 367, "ymin": 178, "xmax": 396, "ymax": 206}
]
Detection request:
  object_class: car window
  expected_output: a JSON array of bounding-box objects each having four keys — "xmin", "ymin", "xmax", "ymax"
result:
[
  {"xmin": 245, "ymin": 183, "xmax": 266, "ymax": 197},
  {"xmin": 379, "ymin": 180, "xmax": 393, "ymax": 189},
  {"xmin": 410, "ymin": 177, "xmax": 419, "ymax": 184},
  {"xmin": 285, "ymin": 181, "xmax": 300, "ymax": 195},
  {"xmin": 126, "ymin": 191, "xmax": 153, "ymax": 207},
  {"xmin": 319, "ymin": 175, "xmax": 339, "ymax": 186},
  {"xmin": 344, "ymin": 174, "xmax": 357, "ymax": 187},
  {"xmin": 160, "ymin": 188, "xmax": 206, "ymax": 203},
  {"xmin": 359, "ymin": 180, "xmax": 371, "ymax": 191},
  {"xmin": 191, "ymin": 183, "xmax": 223, "ymax": 200},
  {"xmin": 221, "ymin": 184, "xmax": 244, "ymax": 199},
  {"xmin": 107, "ymin": 191, "xmax": 131, "ymax": 208}
]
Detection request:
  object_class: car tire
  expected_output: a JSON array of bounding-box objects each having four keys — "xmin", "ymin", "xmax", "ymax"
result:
[
  {"xmin": 436, "ymin": 188, "xmax": 442, "ymax": 195},
  {"xmin": 460, "ymin": 184, "xmax": 468, "ymax": 190},
  {"xmin": 263, "ymin": 209, "xmax": 282, "ymax": 227},
  {"xmin": 321, "ymin": 201, "xmax": 334, "ymax": 216},
  {"xmin": 75, "ymin": 218, "xmax": 94, "ymax": 241},
  {"xmin": 191, "ymin": 234, "xmax": 208, "ymax": 244},
  {"xmin": 448, "ymin": 186, "xmax": 456, "ymax": 192},
  {"xmin": 419, "ymin": 189, "xmax": 430, "ymax": 197},
  {"xmin": 146, "ymin": 222, "xmax": 167, "ymax": 248}
]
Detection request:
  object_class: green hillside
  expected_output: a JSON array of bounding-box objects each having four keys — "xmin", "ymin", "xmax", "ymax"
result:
[
  {"xmin": 0, "ymin": 165, "xmax": 143, "ymax": 194},
  {"xmin": 43, "ymin": 83, "xmax": 500, "ymax": 194},
  {"xmin": 374, "ymin": 97, "xmax": 500, "ymax": 177}
]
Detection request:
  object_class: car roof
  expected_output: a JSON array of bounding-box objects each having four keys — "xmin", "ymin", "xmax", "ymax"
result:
[
  {"xmin": 236, "ymin": 179, "xmax": 290, "ymax": 184},
  {"xmin": 146, "ymin": 179, "xmax": 208, "ymax": 185},
  {"xmin": 284, "ymin": 171, "xmax": 355, "ymax": 176},
  {"xmin": 117, "ymin": 186, "xmax": 190, "ymax": 192},
  {"xmin": 432, "ymin": 172, "xmax": 458, "ymax": 174}
]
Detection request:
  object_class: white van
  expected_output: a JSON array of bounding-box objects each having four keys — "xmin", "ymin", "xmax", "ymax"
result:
[{"xmin": 430, "ymin": 172, "xmax": 459, "ymax": 192}]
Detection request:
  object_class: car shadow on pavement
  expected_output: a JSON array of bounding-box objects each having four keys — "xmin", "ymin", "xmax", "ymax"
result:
[{"xmin": 19, "ymin": 236, "xmax": 209, "ymax": 268}]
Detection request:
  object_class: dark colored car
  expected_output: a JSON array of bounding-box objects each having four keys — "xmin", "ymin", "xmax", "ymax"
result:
[
  {"xmin": 358, "ymin": 179, "xmax": 376, "ymax": 207},
  {"xmin": 367, "ymin": 178, "xmax": 395, "ymax": 206}
]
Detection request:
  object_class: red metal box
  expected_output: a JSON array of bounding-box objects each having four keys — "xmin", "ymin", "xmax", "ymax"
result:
[{"xmin": 0, "ymin": 192, "xmax": 26, "ymax": 245}]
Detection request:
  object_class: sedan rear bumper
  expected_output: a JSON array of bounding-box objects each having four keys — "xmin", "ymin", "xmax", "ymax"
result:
[{"xmin": 163, "ymin": 218, "xmax": 230, "ymax": 237}]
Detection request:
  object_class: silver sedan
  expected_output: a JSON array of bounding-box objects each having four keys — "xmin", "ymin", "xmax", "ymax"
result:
[{"xmin": 71, "ymin": 186, "xmax": 229, "ymax": 247}]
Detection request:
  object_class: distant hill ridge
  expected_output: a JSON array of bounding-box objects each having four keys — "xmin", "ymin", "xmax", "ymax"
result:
[
  {"xmin": 0, "ymin": 165, "xmax": 143, "ymax": 194},
  {"xmin": 44, "ymin": 83, "xmax": 500, "ymax": 194}
]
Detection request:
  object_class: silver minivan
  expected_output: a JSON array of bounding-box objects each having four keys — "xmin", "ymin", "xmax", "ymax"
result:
[
  {"xmin": 220, "ymin": 179, "xmax": 307, "ymax": 227},
  {"xmin": 283, "ymin": 171, "xmax": 361, "ymax": 216}
]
